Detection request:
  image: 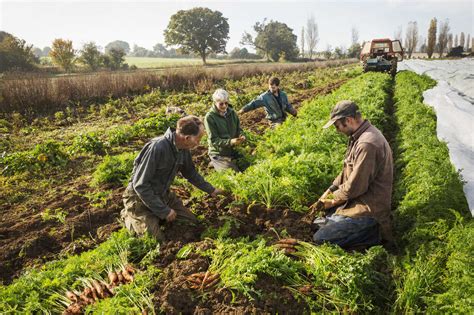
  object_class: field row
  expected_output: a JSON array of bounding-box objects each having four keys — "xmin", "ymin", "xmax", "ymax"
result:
[{"xmin": 0, "ymin": 70, "xmax": 471, "ymax": 313}]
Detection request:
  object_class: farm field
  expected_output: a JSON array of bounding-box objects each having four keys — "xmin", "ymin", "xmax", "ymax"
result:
[
  {"xmin": 124, "ymin": 57, "xmax": 263, "ymax": 69},
  {"xmin": 0, "ymin": 62, "xmax": 357, "ymax": 283},
  {"xmin": 0, "ymin": 62, "xmax": 472, "ymax": 313}
]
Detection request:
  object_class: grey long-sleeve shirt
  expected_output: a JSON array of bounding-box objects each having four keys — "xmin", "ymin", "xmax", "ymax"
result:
[{"xmin": 131, "ymin": 128, "xmax": 215, "ymax": 219}]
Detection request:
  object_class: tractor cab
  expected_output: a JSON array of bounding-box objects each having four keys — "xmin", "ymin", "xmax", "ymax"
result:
[{"xmin": 360, "ymin": 38, "xmax": 404, "ymax": 76}]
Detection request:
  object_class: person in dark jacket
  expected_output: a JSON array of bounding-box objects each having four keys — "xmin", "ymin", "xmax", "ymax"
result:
[
  {"xmin": 204, "ymin": 89, "xmax": 246, "ymax": 172},
  {"xmin": 121, "ymin": 115, "xmax": 224, "ymax": 240},
  {"xmin": 238, "ymin": 77, "xmax": 297, "ymax": 127}
]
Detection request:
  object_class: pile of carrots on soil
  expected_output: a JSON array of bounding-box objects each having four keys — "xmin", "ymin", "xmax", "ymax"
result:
[
  {"xmin": 63, "ymin": 265, "xmax": 135, "ymax": 314},
  {"xmin": 273, "ymin": 238, "xmax": 300, "ymax": 255},
  {"xmin": 186, "ymin": 271, "xmax": 221, "ymax": 291}
]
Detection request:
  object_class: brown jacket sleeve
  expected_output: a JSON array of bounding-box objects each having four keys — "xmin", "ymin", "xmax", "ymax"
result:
[
  {"xmin": 333, "ymin": 142, "xmax": 377, "ymax": 201},
  {"xmin": 332, "ymin": 171, "xmax": 343, "ymax": 188}
]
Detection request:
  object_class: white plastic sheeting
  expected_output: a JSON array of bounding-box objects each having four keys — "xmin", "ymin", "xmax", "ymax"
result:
[{"xmin": 398, "ymin": 59, "xmax": 474, "ymax": 215}]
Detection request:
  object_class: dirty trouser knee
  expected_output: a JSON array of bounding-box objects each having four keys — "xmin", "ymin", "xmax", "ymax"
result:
[
  {"xmin": 209, "ymin": 155, "xmax": 240, "ymax": 172},
  {"xmin": 121, "ymin": 184, "xmax": 198, "ymax": 238},
  {"xmin": 313, "ymin": 214, "xmax": 381, "ymax": 249},
  {"xmin": 121, "ymin": 184, "xmax": 164, "ymax": 240}
]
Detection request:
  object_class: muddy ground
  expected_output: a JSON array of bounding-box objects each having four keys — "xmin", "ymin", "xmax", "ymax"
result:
[
  {"xmin": 153, "ymin": 190, "xmax": 314, "ymax": 314},
  {"xmin": 0, "ymin": 79, "xmax": 346, "ymax": 286}
]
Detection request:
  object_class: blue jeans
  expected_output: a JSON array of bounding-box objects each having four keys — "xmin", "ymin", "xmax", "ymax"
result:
[{"xmin": 313, "ymin": 214, "xmax": 381, "ymax": 249}]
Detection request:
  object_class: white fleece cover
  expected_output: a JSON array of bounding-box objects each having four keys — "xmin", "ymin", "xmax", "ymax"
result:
[{"xmin": 398, "ymin": 59, "xmax": 474, "ymax": 215}]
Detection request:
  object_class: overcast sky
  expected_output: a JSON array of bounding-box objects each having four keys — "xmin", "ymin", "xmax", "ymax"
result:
[{"xmin": 1, "ymin": 0, "xmax": 473, "ymax": 53}]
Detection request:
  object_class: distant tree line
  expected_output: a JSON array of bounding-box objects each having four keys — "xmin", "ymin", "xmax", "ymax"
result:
[
  {"xmin": 2, "ymin": 8, "xmax": 472, "ymax": 73},
  {"xmin": 395, "ymin": 18, "xmax": 472, "ymax": 59}
]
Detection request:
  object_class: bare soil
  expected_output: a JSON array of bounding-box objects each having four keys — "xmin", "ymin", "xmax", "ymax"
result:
[{"xmin": 0, "ymin": 78, "xmax": 346, "ymax": 287}]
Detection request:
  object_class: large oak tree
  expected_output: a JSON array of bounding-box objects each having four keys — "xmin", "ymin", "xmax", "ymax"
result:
[{"xmin": 164, "ymin": 7, "xmax": 229, "ymax": 65}]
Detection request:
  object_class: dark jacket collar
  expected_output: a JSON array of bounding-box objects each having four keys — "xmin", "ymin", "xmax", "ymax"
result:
[
  {"xmin": 351, "ymin": 120, "xmax": 371, "ymax": 141},
  {"xmin": 164, "ymin": 127, "xmax": 179, "ymax": 152},
  {"xmin": 267, "ymin": 89, "xmax": 281, "ymax": 97}
]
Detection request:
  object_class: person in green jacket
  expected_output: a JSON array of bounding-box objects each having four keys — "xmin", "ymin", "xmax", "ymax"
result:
[
  {"xmin": 204, "ymin": 89, "xmax": 246, "ymax": 172},
  {"xmin": 238, "ymin": 76, "xmax": 297, "ymax": 127}
]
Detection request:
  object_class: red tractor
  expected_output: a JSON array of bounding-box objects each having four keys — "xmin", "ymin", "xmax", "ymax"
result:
[{"xmin": 360, "ymin": 38, "xmax": 404, "ymax": 77}]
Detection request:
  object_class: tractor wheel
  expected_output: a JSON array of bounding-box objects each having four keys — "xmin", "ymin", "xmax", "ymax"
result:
[
  {"xmin": 390, "ymin": 59, "xmax": 397, "ymax": 77},
  {"xmin": 362, "ymin": 60, "xmax": 368, "ymax": 72}
]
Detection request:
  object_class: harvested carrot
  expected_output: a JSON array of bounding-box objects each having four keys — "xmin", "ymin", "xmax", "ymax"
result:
[
  {"xmin": 125, "ymin": 265, "xmax": 135, "ymax": 274},
  {"xmin": 116, "ymin": 270, "xmax": 124, "ymax": 283},
  {"xmin": 66, "ymin": 291, "xmax": 78, "ymax": 303},
  {"xmin": 274, "ymin": 243, "xmax": 296, "ymax": 248},
  {"xmin": 205, "ymin": 277, "xmax": 220, "ymax": 288},
  {"xmin": 200, "ymin": 270, "xmax": 210, "ymax": 290},
  {"xmin": 83, "ymin": 287, "xmax": 92, "ymax": 298},
  {"xmin": 205, "ymin": 273, "xmax": 219, "ymax": 282},
  {"xmin": 121, "ymin": 268, "xmax": 134, "ymax": 282},
  {"xmin": 190, "ymin": 272, "xmax": 206, "ymax": 279},
  {"xmin": 63, "ymin": 302, "xmax": 82, "ymax": 315},
  {"xmin": 276, "ymin": 238, "xmax": 299, "ymax": 245},
  {"xmin": 186, "ymin": 277, "xmax": 202, "ymax": 285},
  {"xmin": 108, "ymin": 271, "xmax": 118, "ymax": 284},
  {"xmin": 92, "ymin": 280, "xmax": 104, "ymax": 299},
  {"xmin": 298, "ymin": 284, "xmax": 313, "ymax": 294},
  {"xmin": 91, "ymin": 286, "xmax": 100, "ymax": 301},
  {"xmin": 104, "ymin": 283, "xmax": 115, "ymax": 295},
  {"xmin": 79, "ymin": 293, "xmax": 94, "ymax": 305}
]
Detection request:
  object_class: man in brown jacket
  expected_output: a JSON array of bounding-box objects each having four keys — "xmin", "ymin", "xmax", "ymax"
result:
[{"xmin": 312, "ymin": 100, "xmax": 394, "ymax": 249}]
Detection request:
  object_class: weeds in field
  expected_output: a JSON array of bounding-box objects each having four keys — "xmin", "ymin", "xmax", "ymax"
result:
[
  {"xmin": 0, "ymin": 139, "xmax": 69, "ymax": 175},
  {"xmin": 91, "ymin": 152, "xmax": 136, "ymax": 187},
  {"xmin": 70, "ymin": 132, "xmax": 107, "ymax": 155},
  {"xmin": 41, "ymin": 207, "xmax": 68, "ymax": 224}
]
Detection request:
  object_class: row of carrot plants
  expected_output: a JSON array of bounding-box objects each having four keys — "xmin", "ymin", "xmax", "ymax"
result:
[
  {"xmin": 206, "ymin": 72, "xmax": 391, "ymax": 211},
  {"xmin": 189, "ymin": 72, "xmax": 396, "ymax": 312},
  {"xmin": 391, "ymin": 71, "xmax": 472, "ymax": 313}
]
